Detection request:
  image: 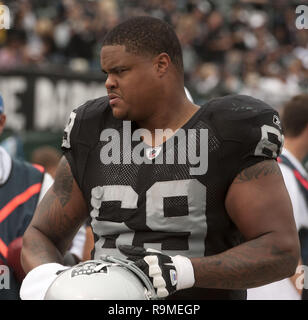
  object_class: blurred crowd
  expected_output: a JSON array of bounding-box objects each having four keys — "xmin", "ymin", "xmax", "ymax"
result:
[{"xmin": 0, "ymin": 0, "xmax": 307, "ymax": 108}]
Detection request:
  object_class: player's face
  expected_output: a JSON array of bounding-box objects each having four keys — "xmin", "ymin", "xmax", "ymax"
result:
[{"xmin": 100, "ymin": 45, "xmax": 159, "ymax": 121}]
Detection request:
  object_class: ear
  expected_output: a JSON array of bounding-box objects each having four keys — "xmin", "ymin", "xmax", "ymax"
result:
[
  {"xmin": 0, "ymin": 114, "xmax": 6, "ymax": 135},
  {"xmin": 154, "ymin": 53, "xmax": 171, "ymax": 77}
]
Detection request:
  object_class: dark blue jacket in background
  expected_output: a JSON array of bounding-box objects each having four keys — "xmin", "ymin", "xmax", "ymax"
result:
[{"xmin": 0, "ymin": 158, "xmax": 44, "ymax": 300}]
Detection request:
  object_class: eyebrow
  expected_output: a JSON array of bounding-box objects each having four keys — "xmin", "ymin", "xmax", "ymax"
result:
[{"xmin": 101, "ymin": 66, "xmax": 127, "ymax": 74}]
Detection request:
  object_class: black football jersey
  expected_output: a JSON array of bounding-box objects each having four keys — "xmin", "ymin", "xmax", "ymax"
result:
[{"xmin": 62, "ymin": 94, "xmax": 283, "ymax": 300}]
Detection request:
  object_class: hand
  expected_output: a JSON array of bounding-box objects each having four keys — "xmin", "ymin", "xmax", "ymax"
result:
[
  {"xmin": 118, "ymin": 245, "xmax": 195, "ymax": 298},
  {"xmin": 20, "ymin": 263, "xmax": 69, "ymax": 300}
]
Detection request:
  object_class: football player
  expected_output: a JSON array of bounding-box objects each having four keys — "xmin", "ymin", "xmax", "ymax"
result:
[{"xmin": 20, "ymin": 16, "xmax": 299, "ymax": 300}]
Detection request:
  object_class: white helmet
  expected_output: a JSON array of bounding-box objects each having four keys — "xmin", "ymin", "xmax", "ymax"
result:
[{"xmin": 44, "ymin": 255, "xmax": 158, "ymax": 300}]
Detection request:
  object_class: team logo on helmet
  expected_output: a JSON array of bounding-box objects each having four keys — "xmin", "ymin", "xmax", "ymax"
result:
[{"xmin": 71, "ymin": 261, "xmax": 110, "ymax": 277}]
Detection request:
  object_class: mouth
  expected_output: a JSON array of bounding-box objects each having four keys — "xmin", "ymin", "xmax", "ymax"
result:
[{"xmin": 108, "ymin": 93, "xmax": 121, "ymax": 106}]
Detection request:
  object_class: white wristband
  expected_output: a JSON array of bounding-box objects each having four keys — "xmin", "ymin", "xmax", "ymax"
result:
[
  {"xmin": 171, "ymin": 255, "xmax": 195, "ymax": 291},
  {"xmin": 20, "ymin": 263, "xmax": 69, "ymax": 300}
]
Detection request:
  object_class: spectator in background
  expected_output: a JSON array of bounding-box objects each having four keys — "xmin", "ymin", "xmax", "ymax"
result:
[
  {"xmin": 0, "ymin": 94, "xmax": 85, "ymax": 299},
  {"xmin": 0, "ymin": 94, "xmax": 53, "ymax": 299},
  {"xmin": 280, "ymin": 94, "xmax": 308, "ymax": 300},
  {"xmin": 0, "ymin": 29, "xmax": 28, "ymax": 69},
  {"xmin": 31, "ymin": 146, "xmax": 61, "ymax": 179},
  {"xmin": 248, "ymin": 94, "xmax": 308, "ymax": 300},
  {"xmin": 0, "ymin": 0, "xmax": 307, "ymax": 107}
]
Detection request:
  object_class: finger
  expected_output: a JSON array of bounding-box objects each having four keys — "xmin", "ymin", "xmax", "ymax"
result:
[{"xmin": 157, "ymin": 287, "xmax": 169, "ymax": 298}]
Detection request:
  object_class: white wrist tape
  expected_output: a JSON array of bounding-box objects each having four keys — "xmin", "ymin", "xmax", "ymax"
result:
[
  {"xmin": 20, "ymin": 263, "xmax": 69, "ymax": 300},
  {"xmin": 171, "ymin": 255, "xmax": 195, "ymax": 291}
]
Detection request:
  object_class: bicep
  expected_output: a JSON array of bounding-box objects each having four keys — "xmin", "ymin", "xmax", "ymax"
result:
[
  {"xmin": 28, "ymin": 156, "xmax": 88, "ymax": 253},
  {"xmin": 225, "ymin": 160, "xmax": 298, "ymax": 242}
]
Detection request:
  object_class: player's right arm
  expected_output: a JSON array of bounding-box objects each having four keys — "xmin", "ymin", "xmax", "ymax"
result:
[{"xmin": 21, "ymin": 156, "xmax": 89, "ymax": 273}]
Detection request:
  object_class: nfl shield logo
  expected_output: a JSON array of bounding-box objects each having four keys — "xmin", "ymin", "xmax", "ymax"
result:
[{"xmin": 146, "ymin": 146, "xmax": 162, "ymax": 160}]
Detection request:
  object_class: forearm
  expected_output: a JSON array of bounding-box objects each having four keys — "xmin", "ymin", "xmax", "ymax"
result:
[
  {"xmin": 191, "ymin": 234, "xmax": 298, "ymax": 290},
  {"xmin": 21, "ymin": 226, "xmax": 65, "ymax": 273}
]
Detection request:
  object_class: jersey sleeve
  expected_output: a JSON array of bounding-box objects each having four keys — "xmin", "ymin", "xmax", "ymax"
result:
[
  {"xmin": 207, "ymin": 95, "xmax": 284, "ymax": 182},
  {"xmin": 61, "ymin": 96, "xmax": 110, "ymax": 188},
  {"xmin": 61, "ymin": 106, "xmax": 83, "ymax": 187}
]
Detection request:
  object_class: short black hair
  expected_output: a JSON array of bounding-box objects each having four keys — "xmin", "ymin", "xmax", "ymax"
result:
[
  {"xmin": 281, "ymin": 94, "xmax": 308, "ymax": 137},
  {"xmin": 102, "ymin": 16, "xmax": 184, "ymax": 74}
]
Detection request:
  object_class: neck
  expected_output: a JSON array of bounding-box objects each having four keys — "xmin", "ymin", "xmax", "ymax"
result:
[
  {"xmin": 136, "ymin": 94, "xmax": 199, "ymax": 146},
  {"xmin": 284, "ymin": 137, "xmax": 308, "ymax": 162},
  {"xmin": 138, "ymin": 82, "xmax": 197, "ymax": 128}
]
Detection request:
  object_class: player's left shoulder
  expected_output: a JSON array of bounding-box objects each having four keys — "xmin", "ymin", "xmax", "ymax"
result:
[
  {"xmin": 206, "ymin": 94, "xmax": 279, "ymax": 118},
  {"xmin": 202, "ymin": 94, "xmax": 284, "ymax": 162},
  {"xmin": 205, "ymin": 94, "xmax": 282, "ymax": 140}
]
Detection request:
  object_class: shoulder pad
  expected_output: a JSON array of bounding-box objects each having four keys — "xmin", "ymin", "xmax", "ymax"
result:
[
  {"xmin": 206, "ymin": 94, "xmax": 283, "ymax": 160},
  {"xmin": 205, "ymin": 94, "xmax": 276, "ymax": 123}
]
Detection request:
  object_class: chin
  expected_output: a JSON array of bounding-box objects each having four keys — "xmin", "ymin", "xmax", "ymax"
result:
[{"xmin": 112, "ymin": 108, "xmax": 128, "ymax": 120}]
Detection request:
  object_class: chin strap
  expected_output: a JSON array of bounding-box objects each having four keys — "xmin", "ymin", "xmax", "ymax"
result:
[{"xmin": 99, "ymin": 254, "xmax": 160, "ymax": 300}]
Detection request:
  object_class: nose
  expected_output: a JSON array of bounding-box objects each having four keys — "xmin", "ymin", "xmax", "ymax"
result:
[{"xmin": 105, "ymin": 74, "xmax": 118, "ymax": 91}]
